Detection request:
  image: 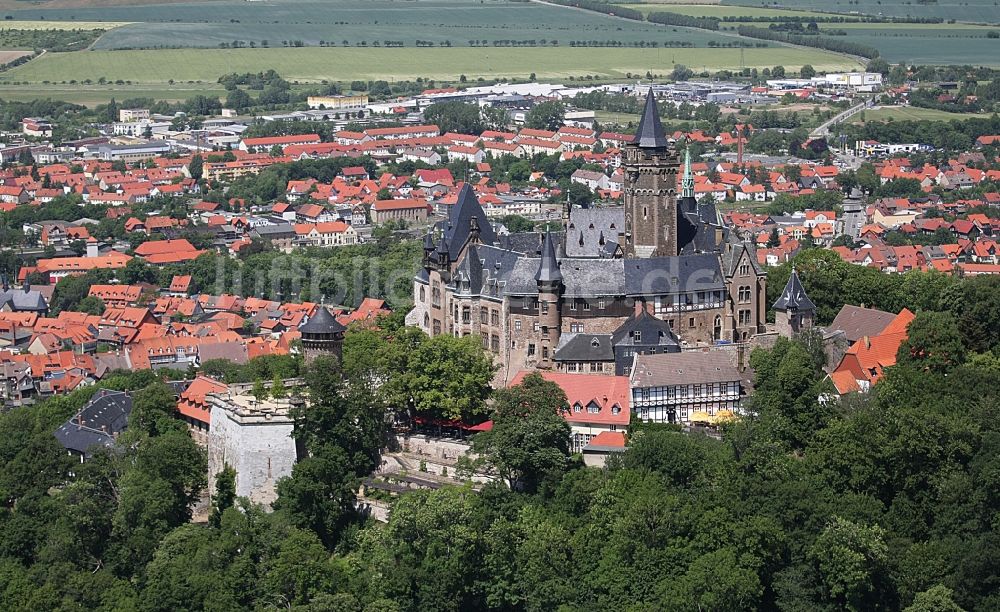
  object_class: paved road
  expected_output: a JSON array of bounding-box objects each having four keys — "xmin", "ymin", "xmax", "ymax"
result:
[{"xmin": 811, "ymin": 97, "xmax": 872, "ymax": 138}]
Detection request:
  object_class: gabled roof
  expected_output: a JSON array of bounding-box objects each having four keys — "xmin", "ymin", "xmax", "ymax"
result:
[{"xmin": 632, "ymin": 90, "xmax": 669, "ymax": 149}]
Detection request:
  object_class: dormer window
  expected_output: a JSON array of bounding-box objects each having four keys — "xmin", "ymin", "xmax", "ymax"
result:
[
  {"xmin": 612, "ymin": 405, "xmax": 620, "ymax": 415},
  {"xmin": 633, "ymin": 330, "xmax": 642, "ymax": 343},
  {"xmin": 573, "ymin": 402, "xmax": 582, "ymax": 413},
  {"xmin": 591, "ymin": 337, "xmax": 600, "ymax": 348},
  {"xmin": 587, "ymin": 401, "xmax": 600, "ymax": 414}
]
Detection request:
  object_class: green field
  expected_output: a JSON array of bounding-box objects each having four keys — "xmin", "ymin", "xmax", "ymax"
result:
[
  {"xmin": 0, "ymin": 46, "xmax": 861, "ymax": 85},
  {"xmin": 853, "ymin": 106, "xmax": 994, "ymax": 123},
  {"xmin": 3, "ymin": 0, "xmax": 738, "ymax": 50},
  {"xmin": 723, "ymin": 0, "xmax": 1000, "ymax": 23},
  {"xmin": 595, "ymin": 110, "xmax": 642, "ymax": 125},
  {"xmin": 622, "ymin": 4, "xmax": 827, "ymax": 18},
  {"xmin": 0, "ymin": 83, "xmax": 225, "ymax": 105}
]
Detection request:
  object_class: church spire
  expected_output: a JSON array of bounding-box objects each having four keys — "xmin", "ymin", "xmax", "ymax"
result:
[
  {"xmin": 633, "ymin": 89, "xmax": 669, "ymax": 149},
  {"xmin": 681, "ymin": 148, "xmax": 694, "ymax": 199}
]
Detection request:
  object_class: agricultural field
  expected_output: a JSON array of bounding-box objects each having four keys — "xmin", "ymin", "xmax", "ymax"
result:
[
  {"xmin": 722, "ymin": 0, "xmax": 1000, "ymax": 24},
  {"xmin": 622, "ymin": 4, "xmax": 827, "ymax": 18},
  {"xmin": 0, "ymin": 49, "xmax": 29, "ymax": 63},
  {"xmin": 623, "ymin": 3, "xmax": 1000, "ymax": 65},
  {"xmin": 830, "ymin": 24, "xmax": 1000, "ymax": 65},
  {"xmin": 0, "ymin": 82, "xmax": 225, "ymax": 105},
  {"xmin": 0, "ymin": 20, "xmax": 129, "ymax": 29},
  {"xmin": 852, "ymin": 106, "xmax": 994, "ymax": 123},
  {"xmin": 2, "ymin": 0, "xmax": 739, "ymax": 50},
  {"xmin": 0, "ymin": 46, "xmax": 860, "ymax": 86}
]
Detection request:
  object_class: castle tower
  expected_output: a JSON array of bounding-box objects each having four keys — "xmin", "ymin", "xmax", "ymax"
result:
[
  {"xmin": 299, "ymin": 306, "xmax": 346, "ymax": 363},
  {"xmin": 623, "ymin": 89, "xmax": 681, "ymax": 258},
  {"xmin": 773, "ymin": 267, "xmax": 816, "ymax": 337},
  {"xmin": 535, "ymin": 231, "xmax": 563, "ymax": 369}
]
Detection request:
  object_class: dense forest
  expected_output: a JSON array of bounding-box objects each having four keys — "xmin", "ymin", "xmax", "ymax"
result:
[{"xmin": 0, "ymin": 254, "xmax": 999, "ymax": 609}]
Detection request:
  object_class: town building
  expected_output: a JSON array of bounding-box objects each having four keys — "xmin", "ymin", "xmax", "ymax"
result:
[
  {"xmin": 409, "ymin": 91, "xmax": 766, "ymax": 384},
  {"xmin": 306, "ymin": 94, "xmax": 369, "ymax": 111},
  {"xmin": 509, "ymin": 370, "xmax": 630, "ymax": 453},
  {"xmin": 629, "ymin": 351, "xmax": 745, "ymax": 425},
  {"xmin": 53, "ymin": 389, "xmax": 131, "ymax": 462}
]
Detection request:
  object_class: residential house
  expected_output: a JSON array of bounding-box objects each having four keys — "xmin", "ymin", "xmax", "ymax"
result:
[{"xmin": 630, "ymin": 351, "xmax": 745, "ymax": 425}]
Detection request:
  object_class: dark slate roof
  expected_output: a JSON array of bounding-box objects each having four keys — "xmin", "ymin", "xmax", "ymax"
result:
[
  {"xmin": 438, "ymin": 184, "xmax": 496, "ymax": 260},
  {"xmin": 633, "ymin": 90, "xmax": 670, "ymax": 149},
  {"xmin": 828, "ymin": 304, "xmax": 895, "ymax": 343},
  {"xmin": 632, "ymin": 351, "xmax": 742, "ymax": 388},
  {"xmin": 554, "ymin": 333, "xmax": 614, "ymax": 362},
  {"xmin": 773, "ymin": 268, "xmax": 815, "ymax": 312},
  {"xmin": 535, "ymin": 231, "xmax": 563, "ymax": 283},
  {"xmin": 611, "ymin": 309, "xmax": 680, "ymax": 349},
  {"xmin": 0, "ymin": 287, "xmax": 47, "ymax": 312},
  {"xmin": 499, "ymin": 231, "xmax": 545, "ymax": 255},
  {"xmin": 53, "ymin": 389, "xmax": 132, "ymax": 457},
  {"xmin": 299, "ymin": 306, "xmax": 346, "ymax": 334},
  {"xmin": 721, "ymin": 239, "xmax": 762, "ymax": 277},
  {"xmin": 505, "ymin": 257, "xmax": 624, "ymax": 297},
  {"xmin": 451, "ymin": 244, "xmax": 521, "ymax": 300},
  {"xmin": 624, "ymin": 254, "xmax": 724, "ymax": 296},
  {"xmin": 252, "ymin": 223, "xmax": 295, "ymax": 237},
  {"xmin": 565, "ymin": 207, "xmax": 624, "ymax": 258}
]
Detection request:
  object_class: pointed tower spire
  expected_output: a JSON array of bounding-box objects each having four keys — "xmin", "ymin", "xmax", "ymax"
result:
[
  {"xmin": 633, "ymin": 89, "xmax": 669, "ymax": 149},
  {"xmin": 681, "ymin": 148, "xmax": 694, "ymax": 199},
  {"xmin": 773, "ymin": 266, "xmax": 815, "ymax": 313},
  {"xmin": 535, "ymin": 230, "xmax": 563, "ymax": 284}
]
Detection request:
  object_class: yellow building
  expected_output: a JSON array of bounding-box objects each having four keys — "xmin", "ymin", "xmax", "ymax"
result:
[{"xmin": 306, "ymin": 94, "xmax": 369, "ymax": 111}]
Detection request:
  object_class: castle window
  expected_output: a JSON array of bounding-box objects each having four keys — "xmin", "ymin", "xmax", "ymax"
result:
[
  {"xmin": 689, "ymin": 317, "xmax": 696, "ymax": 328},
  {"xmin": 491, "ymin": 310, "xmax": 500, "ymax": 326},
  {"xmin": 542, "ymin": 347, "xmax": 549, "ymax": 359},
  {"xmin": 481, "ymin": 333, "xmax": 488, "ymax": 348},
  {"xmin": 738, "ymin": 286, "xmax": 751, "ymax": 303},
  {"xmin": 583, "ymin": 302, "xmax": 591, "ymax": 311},
  {"xmin": 739, "ymin": 309, "xmax": 752, "ymax": 325},
  {"xmin": 643, "ymin": 206, "xmax": 648, "ymax": 219},
  {"xmin": 528, "ymin": 343, "xmax": 536, "ymax": 356},
  {"xmin": 514, "ymin": 319, "xmax": 522, "ymax": 331},
  {"xmin": 480, "ymin": 307, "xmax": 488, "ymax": 324},
  {"xmin": 462, "ymin": 306, "xmax": 471, "ymax": 324},
  {"xmin": 567, "ymin": 362, "xmax": 578, "ymax": 372},
  {"xmin": 491, "ymin": 335, "xmax": 500, "ymax": 352},
  {"xmin": 419, "ymin": 286, "xmax": 425, "ymax": 301},
  {"xmin": 570, "ymin": 299, "xmax": 577, "ymax": 311},
  {"xmin": 597, "ymin": 299, "xmax": 606, "ymax": 309},
  {"xmin": 739, "ymin": 262, "xmax": 750, "ymax": 276}
]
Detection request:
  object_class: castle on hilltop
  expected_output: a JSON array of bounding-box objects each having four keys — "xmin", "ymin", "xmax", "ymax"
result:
[{"xmin": 407, "ymin": 91, "xmax": 767, "ymax": 384}]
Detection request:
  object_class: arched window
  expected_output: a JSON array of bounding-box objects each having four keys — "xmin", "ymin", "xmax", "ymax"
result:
[
  {"xmin": 714, "ymin": 315, "xmax": 722, "ymax": 341},
  {"xmin": 423, "ymin": 312, "xmax": 429, "ymax": 327},
  {"xmin": 419, "ymin": 286, "xmax": 425, "ymax": 301}
]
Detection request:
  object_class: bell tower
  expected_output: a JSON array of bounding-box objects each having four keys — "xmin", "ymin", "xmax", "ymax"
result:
[{"xmin": 623, "ymin": 89, "xmax": 681, "ymax": 258}]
